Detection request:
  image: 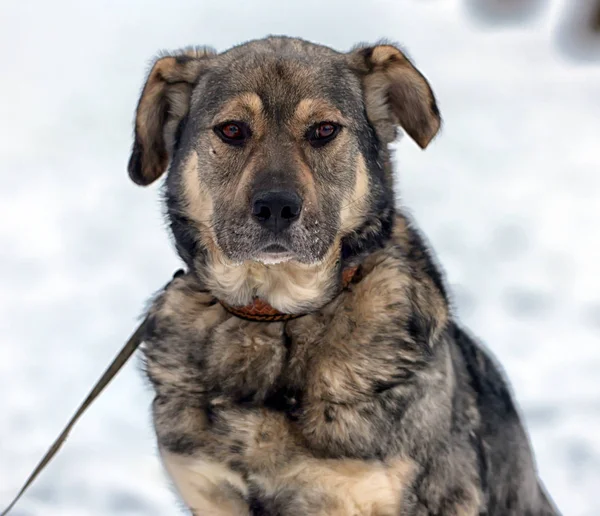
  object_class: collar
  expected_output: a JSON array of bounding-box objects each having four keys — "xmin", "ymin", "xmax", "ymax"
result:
[{"xmin": 219, "ymin": 265, "xmax": 359, "ymax": 322}]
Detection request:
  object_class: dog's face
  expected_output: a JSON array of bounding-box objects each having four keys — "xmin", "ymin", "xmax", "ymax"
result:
[{"xmin": 128, "ymin": 37, "xmax": 440, "ymax": 309}]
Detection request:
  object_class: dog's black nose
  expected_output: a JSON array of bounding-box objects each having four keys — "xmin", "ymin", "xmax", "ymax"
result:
[{"xmin": 252, "ymin": 190, "xmax": 303, "ymax": 233}]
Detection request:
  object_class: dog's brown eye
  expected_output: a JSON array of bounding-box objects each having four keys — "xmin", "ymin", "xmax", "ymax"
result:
[
  {"xmin": 317, "ymin": 124, "xmax": 336, "ymax": 138},
  {"xmin": 222, "ymin": 124, "xmax": 241, "ymax": 138},
  {"xmin": 215, "ymin": 122, "xmax": 250, "ymax": 146},
  {"xmin": 307, "ymin": 122, "xmax": 341, "ymax": 148}
]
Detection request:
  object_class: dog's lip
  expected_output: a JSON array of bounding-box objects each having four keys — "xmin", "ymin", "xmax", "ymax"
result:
[
  {"xmin": 261, "ymin": 244, "xmax": 290, "ymax": 254},
  {"xmin": 254, "ymin": 243, "xmax": 295, "ymax": 264}
]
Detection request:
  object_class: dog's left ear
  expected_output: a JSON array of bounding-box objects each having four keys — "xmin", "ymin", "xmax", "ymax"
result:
[{"xmin": 348, "ymin": 44, "xmax": 441, "ymax": 148}]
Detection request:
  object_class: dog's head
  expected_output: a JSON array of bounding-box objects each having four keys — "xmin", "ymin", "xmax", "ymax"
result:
[{"xmin": 128, "ymin": 37, "xmax": 440, "ymax": 311}]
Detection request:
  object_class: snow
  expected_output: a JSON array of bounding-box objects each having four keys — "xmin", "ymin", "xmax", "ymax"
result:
[{"xmin": 1, "ymin": 1, "xmax": 599, "ymax": 514}]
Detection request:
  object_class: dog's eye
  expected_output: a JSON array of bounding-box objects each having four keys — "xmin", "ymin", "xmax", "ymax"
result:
[
  {"xmin": 214, "ymin": 122, "xmax": 250, "ymax": 146},
  {"xmin": 307, "ymin": 122, "xmax": 341, "ymax": 148}
]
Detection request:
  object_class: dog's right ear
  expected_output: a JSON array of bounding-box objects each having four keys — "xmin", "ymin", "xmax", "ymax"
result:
[{"xmin": 128, "ymin": 47, "xmax": 216, "ymax": 186}]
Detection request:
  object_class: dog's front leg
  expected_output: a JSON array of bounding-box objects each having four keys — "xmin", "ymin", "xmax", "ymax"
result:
[
  {"xmin": 159, "ymin": 448, "xmax": 249, "ymax": 516},
  {"xmin": 143, "ymin": 274, "xmax": 250, "ymax": 515}
]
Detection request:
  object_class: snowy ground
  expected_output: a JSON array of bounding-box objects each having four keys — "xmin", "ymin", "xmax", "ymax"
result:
[{"xmin": 0, "ymin": 1, "xmax": 599, "ymax": 514}]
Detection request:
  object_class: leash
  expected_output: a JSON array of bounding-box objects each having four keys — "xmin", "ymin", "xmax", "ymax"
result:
[
  {"xmin": 0, "ymin": 318, "xmax": 148, "ymax": 516},
  {"xmin": 1, "ymin": 265, "xmax": 358, "ymax": 513}
]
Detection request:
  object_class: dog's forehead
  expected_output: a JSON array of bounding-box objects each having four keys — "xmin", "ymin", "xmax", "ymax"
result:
[{"xmin": 194, "ymin": 37, "xmax": 363, "ymax": 122}]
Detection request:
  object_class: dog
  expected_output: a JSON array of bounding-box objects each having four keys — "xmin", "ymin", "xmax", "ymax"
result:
[{"xmin": 128, "ymin": 36, "xmax": 559, "ymax": 515}]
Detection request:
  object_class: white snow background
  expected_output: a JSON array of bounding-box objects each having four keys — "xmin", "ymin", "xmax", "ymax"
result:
[{"xmin": 1, "ymin": 1, "xmax": 599, "ymax": 514}]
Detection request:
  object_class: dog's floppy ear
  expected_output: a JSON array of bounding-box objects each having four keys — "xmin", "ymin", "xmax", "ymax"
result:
[
  {"xmin": 348, "ymin": 43, "xmax": 441, "ymax": 148},
  {"xmin": 128, "ymin": 47, "xmax": 216, "ymax": 186}
]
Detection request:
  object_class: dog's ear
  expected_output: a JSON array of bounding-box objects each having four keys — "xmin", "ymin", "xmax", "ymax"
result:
[
  {"xmin": 128, "ymin": 47, "xmax": 216, "ymax": 186},
  {"xmin": 348, "ymin": 43, "xmax": 441, "ymax": 148}
]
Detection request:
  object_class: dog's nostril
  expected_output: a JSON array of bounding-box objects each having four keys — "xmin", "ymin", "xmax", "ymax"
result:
[
  {"xmin": 281, "ymin": 205, "xmax": 298, "ymax": 220},
  {"xmin": 253, "ymin": 204, "xmax": 272, "ymax": 221},
  {"xmin": 251, "ymin": 190, "xmax": 303, "ymax": 233}
]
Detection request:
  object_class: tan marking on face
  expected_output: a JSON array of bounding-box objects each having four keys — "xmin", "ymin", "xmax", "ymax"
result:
[
  {"xmin": 292, "ymin": 98, "xmax": 348, "ymax": 135},
  {"xmin": 160, "ymin": 448, "xmax": 249, "ymax": 515},
  {"xmin": 180, "ymin": 150, "xmax": 214, "ymax": 227},
  {"xmin": 292, "ymin": 148, "xmax": 318, "ymax": 206},
  {"xmin": 231, "ymin": 151, "xmax": 261, "ymax": 206},
  {"xmin": 212, "ymin": 92, "xmax": 266, "ymax": 137},
  {"xmin": 340, "ymin": 153, "xmax": 370, "ymax": 233}
]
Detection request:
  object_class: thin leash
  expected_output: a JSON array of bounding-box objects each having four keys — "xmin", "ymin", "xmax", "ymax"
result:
[
  {"xmin": 0, "ymin": 318, "xmax": 148, "ymax": 516},
  {"xmin": 1, "ymin": 265, "xmax": 358, "ymax": 514},
  {"xmin": 0, "ymin": 269, "xmax": 190, "ymax": 514}
]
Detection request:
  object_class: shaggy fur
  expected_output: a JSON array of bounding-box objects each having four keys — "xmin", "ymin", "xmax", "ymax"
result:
[{"xmin": 128, "ymin": 36, "xmax": 559, "ymax": 515}]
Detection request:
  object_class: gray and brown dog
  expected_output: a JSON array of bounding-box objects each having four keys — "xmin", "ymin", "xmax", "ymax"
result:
[{"xmin": 128, "ymin": 36, "xmax": 559, "ymax": 515}]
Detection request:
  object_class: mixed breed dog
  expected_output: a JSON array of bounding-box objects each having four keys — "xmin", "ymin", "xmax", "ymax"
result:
[{"xmin": 125, "ymin": 36, "xmax": 561, "ymax": 515}]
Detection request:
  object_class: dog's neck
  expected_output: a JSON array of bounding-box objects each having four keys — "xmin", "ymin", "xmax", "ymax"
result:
[
  {"xmin": 218, "ymin": 264, "xmax": 360, "ymax": 321},
  {"xmin": 198, "ymin": 240, "xmax": 354, "ymax": 315}
]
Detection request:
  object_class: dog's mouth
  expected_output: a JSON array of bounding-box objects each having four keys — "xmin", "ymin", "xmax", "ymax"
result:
[
  {"xmin": 213, "ymin": 217, "xmax": 337, "ymax": 266},
  {"xmin": 262, "ymin": 244, "xmax": 289, "ymax": 254},
  {"xmin": 255, "ymin": 243, "xmax": 295, "ymax": 264}
]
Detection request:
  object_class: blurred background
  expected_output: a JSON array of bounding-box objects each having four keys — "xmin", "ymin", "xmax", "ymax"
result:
[{"xmin": 1, "ymin": 0, "xmax": 599, "ymax": 514}]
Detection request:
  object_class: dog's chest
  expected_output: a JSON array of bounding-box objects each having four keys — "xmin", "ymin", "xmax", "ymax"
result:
[
  {"xmin": 150, "ymin": 253, "xmax": 439, "ymax": 513},
  {"xmin": 208, "ymin": 288, "xmax": 405, "ymax": 422},
  {"xmin": 203, "ymin": 260, "xmax": 416, "ymax": 454},
  {"xmin": 184, "ymin": 295, "xmax": 418, "ymax": 514}
]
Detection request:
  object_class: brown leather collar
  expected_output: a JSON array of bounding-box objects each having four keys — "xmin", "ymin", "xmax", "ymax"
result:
[{"xmin": 219, "ymin": 265, "xmax": 359, "ymax": 322}]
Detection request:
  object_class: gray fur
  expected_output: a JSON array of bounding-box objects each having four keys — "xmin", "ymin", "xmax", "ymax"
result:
[{"xmin": 128, "ymin": 36, "xmax": 559, "ymax": 515}]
